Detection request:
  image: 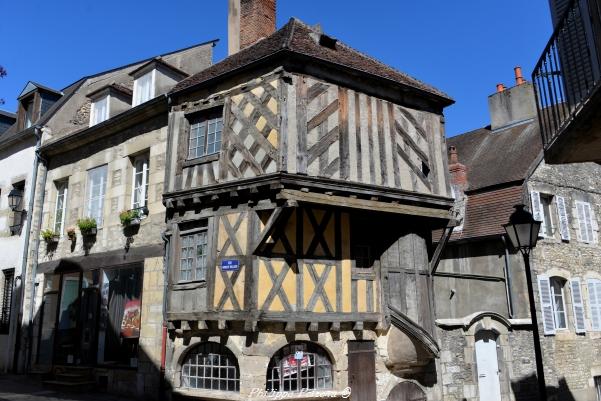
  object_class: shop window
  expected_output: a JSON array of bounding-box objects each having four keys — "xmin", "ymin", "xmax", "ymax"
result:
[
  {"xmin": 97, "ymin": 266, "xmax": 143, "ymax": 367},
  {"xmin": 266, "ymin": 342, "xmax": 333, "ymax": 392},
  {"xmin": 181, "ymin": 342, "xmax": 240, "ymax": 392}
]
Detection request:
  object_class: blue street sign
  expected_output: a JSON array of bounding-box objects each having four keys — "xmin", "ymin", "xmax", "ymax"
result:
[{"xmin": 221, "ymin": 259, "xmax": 240, "ymax": 272}]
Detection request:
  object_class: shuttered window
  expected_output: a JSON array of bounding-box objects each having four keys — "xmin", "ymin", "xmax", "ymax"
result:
[
  {"xmin": 588, "ymin": 279, "xmax": 601, "ymax": 331},
  {"xmin": 538, "ymin": 275, "xmax": 556, "ymax": 335},
  {"xmin": 556, "ymin": 196, "xmax": 571, "ymax": 241},
  {"xmin": 0, "ymin": 269, "xmax": 15, "ymax": 334},
  {"xmin": 550, "ymin": 278, "xmax": 567, "ymax": 330},
  {"xmin": 576, "ymin": 201, "xmax": 595, "ymax": 243},
  {"xmin": 531, "ymin": 191, "xmax": 555, "ymax": 237},
  {"xmin": 570, "ymin": 278, "xmax": 586, "ymax": 333}
]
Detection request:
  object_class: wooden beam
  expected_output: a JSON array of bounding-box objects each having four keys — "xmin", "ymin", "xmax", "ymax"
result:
[
  {"xmin": 253, "ymin": 207, "xmax": 284, "ymax": 254},
  {"xmin": 308, "ymin": 322, "xmax": 319, "ymax": 332},
  {"xmin": 277, "ymin": 189, "xmax": 452, "ymax": 220},
  {"xmin": 353, "ymin": 321, "xmax": 364, "ymax": 331},
  {"xmin": 285, "ymin": 321, "xmax": 296, "ymax": 332},
  {"xmin": 430, "ymin": 225, "xmax": 454, "ymax": 275},
  {"xmin": 197, "ymin": 320, "xmax": 208, "ymax": 330},
  {"xmin": 218, "ymin": 320, "xmax": 228, "ymax": 330},
  {"xmin": 330, "ymin": 322, "xmax": 340, "ymax": 332}
]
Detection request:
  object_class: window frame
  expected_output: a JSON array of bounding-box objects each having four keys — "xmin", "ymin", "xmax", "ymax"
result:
[
  {"xmin": 131, "ymin": 153, "xmax": 149, "ymax": 212},
  {"xmin": 132, "ymin": 69, "xmax": 156, "ymax": 107},
  {"xmin": 576, "ymin": 200, "xmax": 595, "ymax": 243},
  {"xmin": 588, "ymin": 278, "xmax": 601, "ymax": 331},
  {"xmin": 178, "ymin": 224, "xmax": 209, "ymax": 283},
  {"xmin": 90, "ymin": 95, "xmax": 110, "ymax": 127},
  {"xmin": 187, "ymin": 109, "xmax": 224, "ymax": 161},
  {"xmin": 266, "ymin": 341, "xmax": 333, "ymax": 393},
  {"xmin": 23, "ymin": 97, "xmax": 35, "ymax": 129},
  {"xmin": 86, "ymin": 165, "xmax": 108, "ymax": 226},
  {"xmin": 550, "ymin": 277, "xmax": 568, "ymax": 330},
  {"xmin": 53, "ymin": 180, "xmax": 68, "ymax": 236},
  {"xmin": 180, "ymin": 342, "xmax": 240, "ymax": 392}
]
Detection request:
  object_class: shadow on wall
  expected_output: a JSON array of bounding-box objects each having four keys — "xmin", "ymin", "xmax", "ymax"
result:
[{"xmin": 510, "ymin": 374, "xmax": 577, "ymax": 401}]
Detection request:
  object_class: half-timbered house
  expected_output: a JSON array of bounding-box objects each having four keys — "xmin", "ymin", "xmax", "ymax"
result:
[{"xmin": 163, "ymin": 1, "xmax": 455, "ymax": 400}]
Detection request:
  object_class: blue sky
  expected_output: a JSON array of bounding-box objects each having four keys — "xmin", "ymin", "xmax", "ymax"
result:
[{"xmin": 0, "ymin": 1, "xmax": 552, "ymax": 137}]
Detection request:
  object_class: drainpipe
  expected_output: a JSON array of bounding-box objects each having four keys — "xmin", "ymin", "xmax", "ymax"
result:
[
  {"xmin": 501, "ymin": 235, "xmax": 515, "ymax": 318},
  {"xmin": 160, "ymin": 229, "xmax": 170, "ymax": 395},
  {"xmin": 11, "ymin": 126, "xmax": 44, "ymax": 373}
]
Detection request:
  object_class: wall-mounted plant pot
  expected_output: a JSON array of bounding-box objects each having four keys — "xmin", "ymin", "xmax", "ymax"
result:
[
  {"xmin": 82, "ymin": 228, "xmax": 97, "ymax": 236},
  {"xmin": 45, "ymin": 235, "xmax": 60, "ymax": 244}
]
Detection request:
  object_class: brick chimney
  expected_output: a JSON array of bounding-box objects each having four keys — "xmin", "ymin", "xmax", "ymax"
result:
[
  {"xmin": 228, "ymin": 0, "xmax": 276, "ymax": 55},
  {"xmin": 448, "ymin": 146, "xmax": 467, "ymax": 190}
]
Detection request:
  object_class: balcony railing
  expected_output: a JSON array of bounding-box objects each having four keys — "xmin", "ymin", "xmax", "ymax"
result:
[{"xmin": 533, "ymin": 0, "xmax": 601, "ymax": 149}]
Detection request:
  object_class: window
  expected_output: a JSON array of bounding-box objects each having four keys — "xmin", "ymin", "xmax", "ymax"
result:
[
  {"xmin": 576, "ymin": 201, "xmax": 595, "ymax": 243},
  {"xmin": 133, "ymin": 70, "xmax": 155, "ymax": 106},
  {"xmin": 90, "ymin": 95, "xmax": 109, "ymax": 126},
  {"xmin": 588, "ymin": 278, "xmax": 601, "ymax": 331},
  {"xmin": 188, "ymin": 111, "xmax": 223, "ymax": 159},
  {"xmin": 0, "ymin": 269, "xmax": 15, "ymax": 334},
  {"xmin": 86, "ymin": 165, "xmax": 107, "ymax": 226},
  {"xmin": 531, "ymin": 191, "xmax": 555, "ymax": 237},
  {"xmin": 54, "ymin": 180, "xmax": 68, "ymax": 235},
  {"xmin": 551, "ymin": 278, "xmax": 568, "ymax": 330},
  {"xmin": 180, "ymin": 229, "xmax": 208, "ymax": 282},
  {"xmin": 24, "ymin": 98, "xmax": 35, "ymax": 129},
  {"xmin": 266, "ymin": 342, "xmax": 333, "ymax": 392},
  {"xmin": 181, "ymin": 342, "xmax": 240, "ymax": 392},
  {"xmin": 556, "ymin": 196, "xmax": 571, "ymax": 241},
  {"xmin": 131, "ymin": 154, "xmax": 149, "ymax": 210}
]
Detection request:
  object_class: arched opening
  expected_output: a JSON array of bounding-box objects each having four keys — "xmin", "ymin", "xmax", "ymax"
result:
[
  {"xmin": 180, "ymin": 342, "xmax": 240, "ymax": 392},
  {"xmin": 266, "ymin": 341, "xmax": 333, "ymax": 392},
  {"xmin": 386, "ymin": 381, "xmax": 426, "ymax": 401}
]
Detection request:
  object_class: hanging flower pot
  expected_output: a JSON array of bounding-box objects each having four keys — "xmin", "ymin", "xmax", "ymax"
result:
[
  {"xmin": 77, "ymin": 218, "xmax": 98, "ymax": 236},
  {"xmin": 119, "ymin": 209, "xmax": 141, "ymax": 228},
  {"xmin": 41, "ymin": 229, "xmax": 59, "ymax": 244}
]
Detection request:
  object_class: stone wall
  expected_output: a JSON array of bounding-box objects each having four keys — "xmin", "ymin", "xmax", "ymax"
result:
[{"xmin": 528, "ymin": 160, "xmax": 601, "ymax": 401}]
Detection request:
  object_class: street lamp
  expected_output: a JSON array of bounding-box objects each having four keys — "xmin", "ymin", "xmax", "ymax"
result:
[
  {"xmin": 503, "ymin": 204, "xmax": 547, "ymax": 401},
  {"xmin": 8, "ymin": 187, "xmax": 23, "ymax": 211}
]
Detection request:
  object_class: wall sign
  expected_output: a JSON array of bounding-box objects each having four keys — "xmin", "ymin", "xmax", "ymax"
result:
[{"xmin": 221, "ymin": 259, "xmax": 240, "ymax": 272}]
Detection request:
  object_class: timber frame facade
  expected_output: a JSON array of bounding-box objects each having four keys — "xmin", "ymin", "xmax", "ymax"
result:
[{"xmin": 163, "ymin": 17, "xmax": 455, "ymax": 401}]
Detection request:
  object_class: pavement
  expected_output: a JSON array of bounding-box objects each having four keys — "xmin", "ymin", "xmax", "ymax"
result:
[{"xmin": 0, "ymin": 375, "xmax": 130, "ymax": 401}]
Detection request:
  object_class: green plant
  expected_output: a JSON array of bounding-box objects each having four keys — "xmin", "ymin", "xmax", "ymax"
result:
[
  {"xmin": 119, "ymin": 209, "xmax": 141, "ymax": 226},
  {"xmin": 77, "ymin": 218, "xmax": 97, "ymax": 234},
  {"xmin": 41, "ymin": 229, "xmax": 58, "ymax": 241}
]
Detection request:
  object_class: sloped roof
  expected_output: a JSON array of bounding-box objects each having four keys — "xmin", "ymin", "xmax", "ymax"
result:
[
  {"xmin": 450, "ymin": 184, "xmax": 525, "ymax": 241},
  {"xmin": 18, "ymin": 81, "xmax": 63, "ymax": 99},
  {"xmin": 447, "ymin": 120, "xmax": 542, "ymax": 192},
  {"xmin": 172, "ymin": 18, "xmax": 453, "ymax": 104}
]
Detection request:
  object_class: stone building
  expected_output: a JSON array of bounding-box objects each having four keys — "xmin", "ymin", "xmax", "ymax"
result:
[
  {"xmin": 0, "ymin": 83, "xmax": 63, "ymax": 372},
  {"xmin": 439, "ymin": 69, "xmax": 601, "ymax": 401},
  {"xmin": 161, "ymin": 1, "xmax": 456, "ymax": 400},
  {"xmin": 17, "ymin": 42, "xmax": 216, "ymax": 398}
]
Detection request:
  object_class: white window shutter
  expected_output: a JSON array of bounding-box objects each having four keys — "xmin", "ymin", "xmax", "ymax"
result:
[
  {"xmin": 538, "ymin": 275, "xmax": 556, "ymax": 335},
  {"xmin": 588, "ymin": 279, "xmax": 601, "ymax": 331},
  {"xmin": 570, "ymin": 278, "xmax": 586, "ymax": 333},
  {"xmin": 556, "ymin": 196, "xmax": 571, "ymax": 241},
  {"xmin": 531, "ymin": 191, "xmax": 546, "ymax": 237},
  {"xmin": 583, "ymin": 203, "xmax": 594, "ymax": 243},
  {"xmin": 576, "ymin": 202, "xmax": 588, "ymax": 242}
]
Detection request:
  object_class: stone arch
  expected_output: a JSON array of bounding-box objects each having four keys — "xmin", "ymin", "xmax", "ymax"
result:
[
  {"xmin": 386, "ymin": 381, "xmax": 427, "ymax": 401},
  {"xmin": 464, "ymin": 312, "xmax": 512, "ymax": 336}
]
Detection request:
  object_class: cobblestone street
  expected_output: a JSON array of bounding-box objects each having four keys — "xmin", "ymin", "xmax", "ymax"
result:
[{"xmin": 0, "ymin": 375, "xmax": 130, "ymax": 401}]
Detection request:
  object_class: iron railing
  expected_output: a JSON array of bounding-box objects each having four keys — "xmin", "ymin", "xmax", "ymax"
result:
[{"xmin": 533, "ymin": 0, "xmax": 601, "ymax": 148}]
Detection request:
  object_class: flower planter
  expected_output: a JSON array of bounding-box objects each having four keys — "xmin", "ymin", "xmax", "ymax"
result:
[
  {"xmin": 44, "ymin": 235, "xmax": 60, "ymax": 244},
  {"xmin": 81, "ymin": 227, "xmax": 97, "ymax": 236}
]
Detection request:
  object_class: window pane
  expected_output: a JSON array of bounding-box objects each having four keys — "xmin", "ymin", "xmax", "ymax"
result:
[
  {"xmin": 87, "ymin": 165, "xmax": 107, "ymax": 225},
  {"xmin": 181, "ymin": 344, "xmax": 239, "ymax": 392}
]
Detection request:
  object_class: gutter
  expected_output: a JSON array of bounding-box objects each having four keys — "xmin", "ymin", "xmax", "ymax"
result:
[
  {"xmin": 160, "ymin": 230, "xmax": 170, "ymax": 396},
  {"xmin": 501, "ymin": 235, "xmax": 515, "ymax": 318}
]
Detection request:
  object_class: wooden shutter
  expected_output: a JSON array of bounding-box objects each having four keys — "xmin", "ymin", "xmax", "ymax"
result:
[
  {"xmin": 588, "ymin": 279, "xmax": 601, "ymax": 331},
  {"xmin": 538, "ymin": 275, "xmax": 556, "ymax": 335},
  {"xmin": 348, "ymin": 341, "xmax": 376, "ymax": 401},
  {"xmin": 556, "ymin": 196, "xmax": 571, "ymax": 241},
  {"xmin": 570, "ymin": 278, "xmax": 586, "ymax": 333},
  {"xmin": 531, "ymin": 191, "xmax": 546, "ymax": 236},
  {"xmin": 583, "ymin": 203, "xmax": 594, "ymax": 243}
]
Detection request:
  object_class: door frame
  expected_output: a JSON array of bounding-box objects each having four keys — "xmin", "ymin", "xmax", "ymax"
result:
[{"xmin": 474, "ymin": 330, "xmax": 502, "ymax": 401}]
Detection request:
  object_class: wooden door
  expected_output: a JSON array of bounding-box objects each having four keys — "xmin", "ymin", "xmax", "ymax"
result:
[
  {"xmin": 387, "ymin": 382, "xmax": 427, "ymax": 401},
  {"xmin": 348, "ymin": 341, "xmax": 376, "ymax": 401},
  {"xmin": 475, "ymin": 331, "xmax": 501, "ymax": 401}
]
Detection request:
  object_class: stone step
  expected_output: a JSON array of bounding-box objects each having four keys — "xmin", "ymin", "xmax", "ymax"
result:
[
  {"xmin": 43, "ymin": 380, "xmax": 96, "ymax": 393},
  {"xmin": 55, "ymin": 372, "xmax": 91, "ymax": 382}
]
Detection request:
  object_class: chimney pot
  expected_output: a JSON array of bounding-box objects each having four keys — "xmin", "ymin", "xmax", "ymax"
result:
[
  {"xmin": 514, "ymin": 66, "xmax": 526, "ymax": 85},
  {"xmin": 496, "ymin": 83, "xmax": 506, "ymax": 93}
]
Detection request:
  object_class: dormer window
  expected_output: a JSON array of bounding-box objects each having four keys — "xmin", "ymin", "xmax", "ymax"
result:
[
  {"xmin": 90, "ymin": 95, "xmax": 110, "ymax": 126},
  {"xmin": 133, "ymin": 70, "xmax": 156, "ymax": 106}
]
